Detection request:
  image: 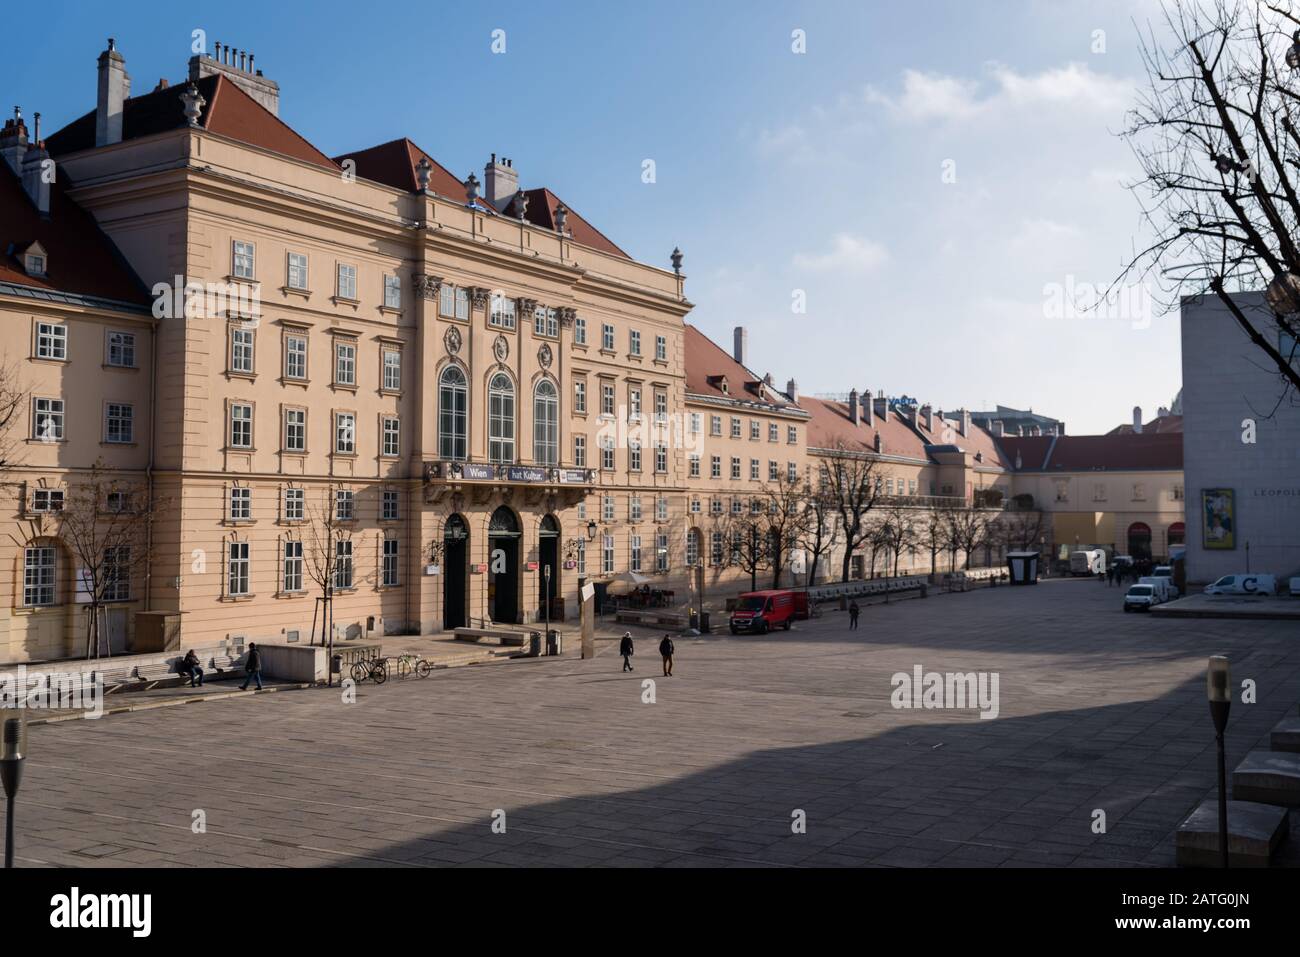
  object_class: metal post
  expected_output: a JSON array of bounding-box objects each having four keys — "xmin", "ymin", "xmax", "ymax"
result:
[
  {"xmin": 4, "ymin": 796, "xmax": 12, "ymax": 869},
  {"xmin": 1207, "ymin": 656, "xmax": 1232, "ymax": 869},
  {"xmin": 544, "ymin": 565, "xmax": 552, "ymax": 654}
]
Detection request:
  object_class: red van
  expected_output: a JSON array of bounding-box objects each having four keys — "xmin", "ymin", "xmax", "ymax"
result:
[{"xmin": 730, "ymin": 590, "xmax": 804, "ymax": 634}]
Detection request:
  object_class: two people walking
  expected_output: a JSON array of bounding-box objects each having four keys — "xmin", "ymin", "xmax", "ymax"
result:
[{"xmin": 620, "ymin": 631, "xmax": 675, "ymax": 676}]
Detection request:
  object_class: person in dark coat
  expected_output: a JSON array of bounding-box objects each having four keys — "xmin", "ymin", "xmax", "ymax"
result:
[
  {"xmin": 619, "ymin": 632, "xmax": 635, "ymax": 672},
  {"xmin": 240, "ymin": 642, "xmax": 264, "ymax": 691},
  {"xmin": 848, "ymin": 600, "xmax": 860, "ymax": 630},
  {"xmin": 659, "ymin": 634, "xmax": 675, "ymax": 677},
  {"xmin": 179, "ymin": 649, "xmax": 203, "ymax": 687}
]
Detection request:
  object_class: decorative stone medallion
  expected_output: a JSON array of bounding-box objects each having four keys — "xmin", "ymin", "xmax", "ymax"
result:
[
  {"xmin": 538, "ymin": 342, "xmax": 553, "ymax": 370},
  {"xmin": 493, "ymin": 335, "xmax": 509, "ymax": 363},
  {"xmin": 445, "ymin": 326, "xmax": 462, "ymax": 356}
]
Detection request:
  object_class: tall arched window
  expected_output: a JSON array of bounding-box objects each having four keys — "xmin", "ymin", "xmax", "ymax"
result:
[
  {"xmin": 533, "ymin": 379, "xmax": 558, "ymax": 465},
  {"xmin": 488, "ymin": 373, "xmax": 515, "ymax": 463},
  {"xmin": 438, "ymin": 365, "xmax": 468, "ymax": 461}
]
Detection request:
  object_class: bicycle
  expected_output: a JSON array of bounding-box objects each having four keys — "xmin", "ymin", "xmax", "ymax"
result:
[
  {"xmin": 349, "ymin": 655, "xmax": 388, "ymax": 685},
  {"xmin": 395, "ymin": 654, "xmax": 432, "ymax": 679}
]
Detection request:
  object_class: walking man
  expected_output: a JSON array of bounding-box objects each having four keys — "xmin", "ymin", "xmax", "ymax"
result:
[
  {"xmin": 659, "ymin": 634, "xmax": 675, "ymax": 677},
  {"xmin": 620, "ymin": 631, "xmax": 635, "ymax": 672},
  {"xmin": 848, "ymin": 600, "xmax": 860, "ymax": 630},
  {"xmin": 240, "ymin": 642, "xmax": 264, "ymax": 691}
]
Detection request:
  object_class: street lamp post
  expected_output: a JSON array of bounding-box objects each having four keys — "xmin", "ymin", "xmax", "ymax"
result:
[
  {"xmin": 1, "ymin": 716, "xmax": 27, "ymax": 869},
  {"xmin": 1207, "ymin": 656, "xmax": 1232, "ymax": 869},
  {"xmin": 544, "ymin": 564, "xmax": 552, "ymax": 654}
]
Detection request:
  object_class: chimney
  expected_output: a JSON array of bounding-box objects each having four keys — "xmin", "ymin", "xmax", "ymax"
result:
[
  {"xmin": 96, "ymin": 39, "xmax": 129, "ymax": 147},
  {"xmin": 873, "ymin": 431, "xmax": 882, "ymax": 453},
  {"xmin": 188, "ymin": 43, "xmax": 279, "ymax": 116},
  {"xmin": 484, "ymin": 154, "xmax": 519, "ymax": 211},
  {"xmin": 992, "ymin": 420, "xmax": 1004, "ymax": 437},
  {"xmin": 0, "ymin": 107, "xmax": 28, "ymax": 175},
  {"xmin": 873, "ymin": 395, "xmax": 888, "ymax": 422},
  {"xmin": 1132, "ymin": 406, "xmax": 1143, "ymax": 434},
  {"xmin": 862, "ymin": 389, "xmax": 873, "ymax": 427},
  {"xmin": 21, "ymin": 139, "xmax": 51, "ymax": 217},
  {"xmin": 957, "ymin": 409, "xmax": 970, "ymax": 437},
  {"xmin": 1157, "ymin": 406, "xmax": 1170, "ymax": 419},
  {"xmin": 847, "ymin": 388, "xmax": 860, "ymax": 425},
  {"xmin": 1030, "ymin": 425, "xmax": 1041, "ymax": 437},
  {"xmin": 732, "ymin": 326, "xmax": 747, "ymax": 366},
  {"xmin": 786, "ymin": 378, "xmax": 798, "ymax": 403},
  {"xmin": 921, "ymin": 404, "xmax": 933, "ymax": 432}
]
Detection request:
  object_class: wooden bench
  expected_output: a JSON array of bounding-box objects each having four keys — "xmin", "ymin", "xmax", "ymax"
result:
[{"xmin": 453, "ymin": 627, "xmax": 529, "ymax": 647}]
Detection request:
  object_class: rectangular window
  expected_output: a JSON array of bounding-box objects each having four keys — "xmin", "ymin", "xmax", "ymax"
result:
[
  {"xmin": 229, "ymin": 403, "xmax": 252, "ymax": 449},
  {"xmin": 574, "ymin": 434, "xmax": 586, "ymax": 467},
  {"xmin": 710, "ymin": 416, "xmax": 722, "ymax": 436},
  {"xmin": 32, "ymin": 488, "xmax": 64, "ymax": 513},
  {"xmin": 228, "ymin": 542, "xmax": 250, "ymax": 596},
  {"xmin": 769, "ymin": 423, "xmax": 779, "ymax": 442},
  {"xmin": 655, "ymin": 335, "xmax": 667, "ymax": 361},
  {"xmin": 23, "ymin": 546, "xmax": 56, "ymax": 606},
  {"xmin": 689, "ymin": 453, "xmax": 701, "ymax": 478},
  {"xmin": 656, "ymin": 496, "xmax": 668, "ymax": 522},
  {"xmin": 439, "ymin": 283, "xmax": 455, "ymax": 317},
  {"xmin": 690, "ymin": 497, "xmax": 701, "ymax": 514},
  {"xmin": 336, "ymin": 263, "xmax": 357, "ymax": 300},
  {"xmin": 229, "ymin": 486, "xmax": 251, "ymax": 521},
  {"xmin": 103, "ymin": 546, "xmax": 130, "ymax": 602},
  {"xmin": 731, "ymin": 498, "xmax": 743, "ymax": 515},
  {"xmin": 382, "ymin": 349, "xmax": 402, "ymax": 391},
  {"xmin": 334, "ymin": 341, "xmax": 356, "ymax": 386},
  {"xmin": 750, "ymin": 420, "xmax": 760, "ymax": 441},
  {"xmin": 107, "ymin": 331, "xmax": 136, "ymax": 368},
  {"xmin": 629, "ymin": 387, "xmax": 641, "ymax": 421},
  {"xmin": 602, "ymin": 494, "xmax": 615, "ymax": 522},
  {"xmin": 455, "ymin": 287, "xmax": 470, "ymax": 321},
  {"xmin": 685, "ymin": 530, "xmax": 699, "ymax": 565},
  {"xmin": 284, "ymin": 334, "xmax": 307, "ymax": 380},
  {"xmin": 654, "ymin": 443, "xmax": 667, "ymax": 474},
  {"xmin": 787, "ymin": 462, "xmax": 798, "ymax": 483},
  {"xmin": 787, "ymin": 426, "xmax": 798, "ymax": 445},
  {"xmin": 232, "ymin": 240, "xmax": 255, "ymax": 279},
  {"xmin": 710, "ymin": 455, "xmax": 721, "ymax": 478},
  {"xmin": 230, "ymin": 327, "xmax": 255, "ymax": 374},
  {"xmin": 601, "ymin": 324, "xmax": 615, "ymax": 350},
  {"xmin": 750, "ymin": 459, "xmax": 760, "ymax": 481},
  {"xmin": 383, "ymin": 274, "xmax": 402, "ymax": 310},
  {"xmin": 630, "ymin": 494, "xmax": 643, "ymax": 522},
  {"xmin": 601, "ymin": 383, "xmax": 615, "ymax": 416},
  {"xmin": 383, "ymin": 537, "xmax": 400, "ymax": 587},
  {"xmin": 576, "ymin": 539, "xmax": 586, "ymax": 575},
  {"xmin": 690, "ymin": 413, "xmax": 702, "ymax": 435},
  {"xmin": 382, "ymin": 490, "xmax": 400, "ymax": 521},
  {"xmin": 381, "ymin": 416, "xmax": 400, "ymax": 457},
  {"xmin": 36, "ymin": 322, "xmax": 67, "ymax": 360},
  {"xmin": 574, "ymin": 316, "xmax": 587, "ymax": 345},
  {"xmin": 283, "ymin": 540, "xmax": 304, "ymax": 592},
  {"xmin": 654, "ymin": 391, "xmax": 667, "ymax": 422},
  {"xmin": 731, "ymin": 417, "xmax": 742, "ymax": 439},
  {"xmin": 602, "ymin": 534, "xmax": 615, "ymax": 574},
  {"xmin": 534, "ymin": 305, "xmax": 558, "ymax": 337},
  {"xmin": 335, "ymin": 490, "xmax": 355, "ymax": 522},
  {"xmin": 335, "ymin": 413, "xmax": 356, "ymax": 454},
  {"xmin": 284, "ymin": 408, "xmax": 306, "ymax": 452},
  {"xmin": 769, "ymin": 461, "xmax": 778, "ymax": 481},
  {"xmin": 710, "ymin": 498, "xmax": 722, "ymax": 515},
  {"xmin": 629, "ymin": 329, "xmax": 641, "ymax": 355},
  {"xmin": 656, "ymin": 532, "xmax": 669, "ymax": 572},
  {"xmin": 287, "ymin": 252, "xmax": 309, "ymax": 290},
  {"xmin": 334, "ymin": 539, "xmax": 354, "ymax": 589},
  {"xmin": 284, "ymin": 487, "xmax": 304, "ymax": 521},
  {"xmin": 731, "ymin": 457, "xmax": 741, "ymax": 480},
  {"xmin": 630, "ymin": 534, "xmax": 642, "ymax": 573},
  {"xmin": 601, "ymin": 436, "xmax": 615, "ymax": 470},
  {"xmin": 574, "ymin": 380, "xmax": 586, "ymax": 413},
  {"xmin": 711, "ymin": 532, "xmax": 724, "ymax": 566},
  {"xmin": 490, "ymin": 293, "xmax": 516, "ymax": 329},
  {"xmin": 105, "ymin": 403, "xmax": 133, "ymax": 444}
]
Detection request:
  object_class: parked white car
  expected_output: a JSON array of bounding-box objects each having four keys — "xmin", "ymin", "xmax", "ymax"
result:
[
  {"xmin": 1124, "ymin": 583, "xmax": 1159, "ymax": 612},
  {"xmin": 1139, "ymin": 576, "xmax": 1176, "ymax": 602},
  {"xmin": 1152, "ymin": 565, "xmax": 1173, "ymax": 579},
  {"xmin": 1203, "ymin": 574, "xmax": 1278, "ymax": 596}
]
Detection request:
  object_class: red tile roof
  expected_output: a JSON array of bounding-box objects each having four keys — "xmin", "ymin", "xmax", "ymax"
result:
[
  {"xmin": 998, "ymin": 433, "xmax": 1182, "ymax": 471},
  {"xmin": 797, "ymin": 395, "xmax": 930, "ymax": 461},
  {"xmin": 332, "ymin": 138, "xmax": 465, "ymax": 199},
  {"xmin": 46, "ymin": 74, "xmax": 339, "ymax": 171},
  {"xmin": 910, "ymin": 410, "xmax": 1011, "ymax": 469},
  {"xmin": 522, "ymin": 188, "xmax": 628, "ymax": 259},
  {"xmin": 1108, "ymin": 414, "xmax": 1183, "ymax": 435},
  {"xmin": 0, "ymin": 161, "xmax": 149, "ymax": 305},
  {"xmin": 684, "ymin": 324, "xmax": 800, "ymax": 413}
]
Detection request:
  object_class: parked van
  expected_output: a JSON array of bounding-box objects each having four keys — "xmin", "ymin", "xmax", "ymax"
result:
[
  {"xmin": 730, "ymin": 590, "xmax": 800, "ymax": 634},
  {"xmin": 1123, "ymin": 583, "xmax": 1159, "ymax": 612},
  {"xmin": 1070, "ymin": 549, "xmax": 1106, "ymax": 576},
  {"xmin": 1203, "ymin": 574, "xmax": 1278, "ymax": 596},
  {"xmin": 1139, "ymin": 576, "xmax": 1175, "ymax": 602}
]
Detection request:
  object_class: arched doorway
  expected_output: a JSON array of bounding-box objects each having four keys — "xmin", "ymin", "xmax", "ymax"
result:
[
  {"xmin": 1168, "ymin": 522, "xmax": 1185, "ymax": 550},
  {"xmin": 488, "ymin": 506, "xmax": 520, "ymax": 624},
  {"xmin": 443, "ymin": 514, "xmax": 468, "ymax": 630},
  {"xmin": 1127, "ymin": 522, "xmax": 1152, "ymax": 561},
  {"xmin": 538, "ymin": 514, "xmax": 560, "ymax": 620}
]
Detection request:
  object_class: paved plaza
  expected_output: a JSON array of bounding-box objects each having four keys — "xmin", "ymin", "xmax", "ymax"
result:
[{"xmin": 9, "ymin": 579, "xmax": 1300, "ymax": 868}]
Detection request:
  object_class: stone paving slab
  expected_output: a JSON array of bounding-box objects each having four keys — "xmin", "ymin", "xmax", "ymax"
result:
[{"xmin": 5, "ymin": 578, "xmax": 1300, "ymax": 868}]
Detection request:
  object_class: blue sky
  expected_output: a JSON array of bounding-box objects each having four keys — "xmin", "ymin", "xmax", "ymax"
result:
[{"xmin": 1, "ymin": 0, "xmax": 1177, "ymax": 433}]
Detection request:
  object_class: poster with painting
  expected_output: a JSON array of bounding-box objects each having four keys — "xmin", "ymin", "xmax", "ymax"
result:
[{"xmin": 1202, "ymin": 488, "xmax": 1235, "ymax": 549}]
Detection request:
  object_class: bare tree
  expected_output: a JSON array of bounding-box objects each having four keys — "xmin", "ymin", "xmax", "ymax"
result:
[
  {"xmin": 874, "ymin": 504, "xmax": 921, "ymax": 584},
  {"xmin": 995, "ymin": 508, "xmax": 1048, "ymax": 553},
  {"xmin": 51, "ymin": 462, "xmax": 160, "ymax": 659},
  {"xmin": 0, "ymin": 355, "xmax": 28, "ymax": 470},
  {"xmin": 916, "ymin": 506, "xmax": 951, "ymax": 577},
  {"xmin": 1121, "ymin": 0, "xmax": 1300, "ymax": 405},
  {"xmin": 946, "ymin": 506, "xmax": 997, "ymax": 571},
  {"xmin": 718, "ymin": 511, "xmax": 768, "ymax": 592},
  {"xmin": 761, "ymin": 472, "xmax": 809, "ymax": 588},
  {"xmin": 797, "ymin": 477, "xmax": 838, "ymax": 586},
  {"xmin": 303, "ymin": 483, "xmax": 355, "ymax": 651},
  {"xmin": 822, "ymin": 442, "xmax": 882, "ymax": 582}
]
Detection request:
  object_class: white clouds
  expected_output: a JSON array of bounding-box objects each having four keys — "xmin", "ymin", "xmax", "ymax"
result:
[{"xmin": 792, "ymin": 233, "xmax": 889, "ymax": 273}]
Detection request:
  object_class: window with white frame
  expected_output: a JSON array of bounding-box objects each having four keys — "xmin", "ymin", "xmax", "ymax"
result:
[
  {"xmin": 439, "ymin": 284, "xmax": 456, "ymax": 318},
  {"xmin": 334, "ymin": 340, "xmax": 356, "ymax": 386},
  {"xmin": 600, "ymin": 435, "xmax": 615, "ymax": 470},
  {"xmin": 690, "ymin": 497, "xmax": 701, "ymax": 514},
  {"xmin": 336, "ymin": 263, "xmax": 358, "ymax": 300},
  {"xmin": 335, "ymin": 412, "xmax": 356, "ymax": 455},
  {"xmin": 455, "ymin": 287, "xmax": 469, "ymax": 320},
  {"xmin": 769, "ymin": 460, "xmax": 778, "ymax": 481},
  {"xmin": 750, "ymin": 420, "xmax": 760, "ymax": 440},
  {"xmin": 731, "ymin": 497, "xmax": 743, "ymax": 515},
  {"xmin": 287, "ymin": 252, "xmax": 308, "ymax": 290},
  {"xmin": 381, "ymin": 416, "xmax": 400, "ymax": 457},
  {"xmin": 710, "ymin": 531, "xmax": 724, "ymax": 565},
  {"xmin": 576, "ymin": 538, "xmax": 586, "ymax": 574},
  {"xmin": 629, "ymin": 440, "xmax": 642, "ymax": 472},
  {"xmin": 23, "ymin": 546, "xmax": 56, "ymax": 606},
  {"xmin": 630, "ymin": 494, "xmax": 642, "ymax": 522},
  {"xmin": 710, "ymin": 455, "xmax": 721, "ymax": 478},
  {"xmin": 382, "ymin": 537, "xmax": 399, "ymax": 587},
  {"xmin": 227, "ymin": 541, "xmax": 250, "ymax": 596},
  {"xmin": 106, "ymin": 490, "xmax": 131, "ymax": 513},
  {"xmin": 710, "ymin": 415, "xmax": 722, "ymax": 436},
  {"xmin": 283, "ymin": 487, "xmax": 304, "ymax": 521},
  {"xmin": 630, "ymin": 534, "xmax": 642, "ymax": 572},
  {"xmin": 601, "ymin": 323, "xmax": 615, "ymax": 350},
  {"xmin": 602, "ymin": 534, "xmax": 615, "ymax": 574},
  {"xmin": 685, "ymin": 530, "xmax": 699, "ymax": 566},
  {"xmin": 690, "ymin": 413, "xmax": 702, "ymax": 434},
  {"xmin": 601, "ymin": 382, "xmax": 615, "ymax": 416},
  {"xmin": 490, "ymin": 292, "xmax": 516, "ymax": 329},
  {"xmin": 654, "ymin": 391, "xmax": 667, "ymax": 422},
  {"xmin": 629, "ymin": 329, "xmax": 641, "ymax": 355},
  {"xmin": 105, "ymin": 403, "xmax": 133, "ymax": 444},
  {"xmin": 653, "ymin": 441, "xmax": 667, "ymax": 473},
  {"xmin": 229, "ymin": 486, "xmax": 251, "ymax": 521},
  {"xmin": 574, "ymin": 316, "xmax": 587, "ymax": 344},
  {"xmin": 534, "ymin": 305, "xmax": 558, "ymax": 337},
  {"xmin": 656, "ymin": 532, "xmax": 668, "ymax": 572},
  {"xmin": 103, "ymin": 546, "xmax": 130, "ymax": 602},
  {"xmin": 439, "ymin": 365, "xmax": 468, "ymax": 461},
  {"xmin": 574, "ymin": 379, "xmax": 586, "ymax": 413},
  {"xmin": 382, "ymin": 348, "xmax": 402, "ymax": 391},
  {"xmin": 284, "ymin": 334, "xmax": 307, "ymax": 380},
  {"xmin": 629, "ymin": 387, "xmax": 641, "ymax": 421},
  {"xmin": 730, "ymin": 417, "xmax": 741, "ymax": 439},
  {"xmin": 36, "ymin": 322, "xmax": 67, "ymax": 360},
  {"xmin": 787, "ymin": 462, "xmax": 798, "ymax": 483},
  {"xmin": 710, "ymin": 498, "xmax": 722, "ymax": 515},
  {"xmin": 335, "ymin": 489, "xmax": 355, "ymax": 521},
  {"xmin": 488, "ymin": 373, "xmax": 516, "ymax": 463},
  {"xmin": 768, "ymin": 423, "xmax": 779, "ymax": 442},
  {"xmin": 284, "ymin": 408, "xmax": 306, "ymax": 452},
  {"xmin": 533, "ymin": 379, "xmax": 558, "ymax": 465},
  {"xmin": 574, "ymin": 434, "xmax": 586, "ymax": 467},
  {"xmin": 731, "ymin": 457, "xmax": 741, "ymax": 480},
  {"xmin": 655, "ymin": 335, "xmax": 667, "ymax": 361},
  {"xmin": 750, "ymin": 459, "xmax": 760, "ymax": 481},
  {"xmin": 231, "ymin": 327, "xmax": 255, "ymax": 374},
  {"xmin": 283, "ymin": 540, "xmax": 304, "ymax": 592},
  {"xmin": 107, "ymin": 331, "xmax": 136, "ymax": 368},
  {"xmin": 382, "ymin": 490, "xmax": 400, "ymax": 521},
  {"xmin": 383, "ymin": 274, "xmax": 402, "ymax": 310},
  {"xmin": 656, "ymin": 496, "xmax": 668, "ymax": 521},
  {"xmin": 602, "ymin": 494, "xmax": 615, "ymax": 521},
  {"xmin": 787, "ymin": 426, "xmax": 798, "ymax": 445},
  {"xmin": 32, "ymin": 488, "xmax": 64, "ymax": 513},
  {"xmin": 334, "ymin": 538, "xmax": 354, "ymax": 588},
  {"xmin": 232, "ymin": 240, "xmax": 255, "ymax": 280},
  {"xmin": 689, "ymin": 453, "xmax": 700, "ymax": 478},
  {"xmin": 229, "ymin": 403, "xmax": 252, "ymax": 449}
]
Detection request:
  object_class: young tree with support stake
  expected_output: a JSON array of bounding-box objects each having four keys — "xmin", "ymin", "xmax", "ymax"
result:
[{"xmin": 303, "ymin": 483, "xmax": 355, "ymax": 682}]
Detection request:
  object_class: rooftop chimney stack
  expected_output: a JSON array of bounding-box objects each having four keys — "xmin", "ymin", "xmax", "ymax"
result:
[
  {"xmin": 732, "ymin": 326, "xmax": 747, "ymax": 366},
  {"xmin": 786, "ymin": 378, "xmax": 798, "ymax": 403},
  {"xmin": 484, "ymin": 154, "xmax": 519, "ymax": 212},
  {"xmin": 96, "ymin": 39, "xmax": 128, "ymax": 147},
  {"xmin": 0, "ymin": 107, "xmax": 28, "ymax": 176},
  {"xmin": 921, "ymin": 404, "xmax": 933, "ymax": 432},
  {"xmin": 1132, "ymin": 406, "xmax": 1143, "ymax": 434},
  {"xmin": 992, "ymin": 420, "xmax": 1004, "ymax": 437},
  {"xmin": 847, "ymin": 388, "xmax": 860, "ymax": 425},
  {"xmin": 873, "ymin": 395, "xmax": 889, "ymax": 422},
  {"xmin": 189, "ymin": 42, "xmax": 279, "ymax": 115},
  {"xmin": 862, "ymin": 389, "xmax": 873, "ymax": 427},
  {"xmin": 959, "ymin": 409, "xmax": 971, "ymax": 438},
  {"xmin": 21, "ymin": 136, "xmax": 51, "ymax": 217}
]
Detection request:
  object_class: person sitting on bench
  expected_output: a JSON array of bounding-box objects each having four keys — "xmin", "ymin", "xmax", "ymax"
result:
[{"xmin": 179, "ymin": 649, "xmax": 204, "ymax": 688}]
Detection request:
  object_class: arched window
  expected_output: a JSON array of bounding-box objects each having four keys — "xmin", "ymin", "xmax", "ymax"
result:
[
  {"xmin": 1127, "ymin": 522, "xmax": 1152, "ymax": 560},
  {"xmin": 533, "ymin": 379, "xmax": 558, "ymax": 465},
  {"xmin": 488, "ymin": 373, "xmax": 515, "ymax": 463},
  {"xmin": 438, "ymin": 365, "xmax": 468, "ymax": 461}
]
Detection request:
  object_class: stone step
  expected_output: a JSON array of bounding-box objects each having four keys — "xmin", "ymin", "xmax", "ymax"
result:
[
  {"xmin": 1232, "ymin": 750, "xmax": 1300, "ymax": 806},
  {"xmin": 1271, "ymin": 716, "xmax": 1300, "ymax": 754},
  {"xmin": 1175, "ymin": 799, "xmax": 1290, "ymax": 868}
]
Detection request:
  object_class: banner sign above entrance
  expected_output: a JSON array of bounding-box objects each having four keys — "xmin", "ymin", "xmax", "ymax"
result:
[
  {"xmin": 425, "ymin": 462, "xmax": 594, "ymax": 485},
  {"xmin": 505, "ymin": 466, "xmax": 548, "ymax": 483}
]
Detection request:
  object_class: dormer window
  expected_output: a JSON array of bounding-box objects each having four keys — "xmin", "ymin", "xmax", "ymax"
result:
[
  {"xmin": 20, "ymin": 241, "xmax": 47, "ymax": 277},
  {"xmin": 707, "ymin": 374, "xmax": 729, "ymax": 394}
]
